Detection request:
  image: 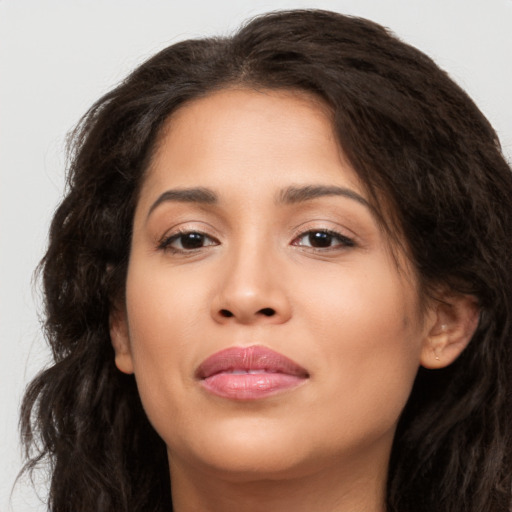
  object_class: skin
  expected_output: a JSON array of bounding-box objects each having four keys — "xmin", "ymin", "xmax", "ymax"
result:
[{"xmin": 110, "ymin": 88, "xmax": 477, "ymax": 512}]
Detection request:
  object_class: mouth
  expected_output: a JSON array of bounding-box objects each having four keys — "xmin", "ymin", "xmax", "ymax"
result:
[{"xmin": 196, "ymin": 345, "xmax": 310, "ymax": 400}]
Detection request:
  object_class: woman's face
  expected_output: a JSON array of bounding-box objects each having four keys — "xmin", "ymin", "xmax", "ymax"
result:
[{"xmin": 112, "ymin": 88, "xmax": 436, "ymax": 484}]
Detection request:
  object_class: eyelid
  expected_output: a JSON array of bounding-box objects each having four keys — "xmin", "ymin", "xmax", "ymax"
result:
[
  {"xmin": 292, "ymin": 230, "xmax": 355, "ymax": 250},
  {"xmin": 157, "ymin": 225, "xmax": 220, "ymax": 253},
  {"xmin": 290, "ymin": 222, "xmax": 358, "ymax": 250}
]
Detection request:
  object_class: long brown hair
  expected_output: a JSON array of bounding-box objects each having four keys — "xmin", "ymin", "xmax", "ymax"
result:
[{"xmin": 21, "ymin": 9, "xmax": 512, "ymax": 512}]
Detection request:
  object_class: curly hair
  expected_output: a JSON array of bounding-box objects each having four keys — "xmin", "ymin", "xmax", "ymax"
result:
[{"xmin": 21, "ymin": 9, "xmax": 512, "ymax": 512}]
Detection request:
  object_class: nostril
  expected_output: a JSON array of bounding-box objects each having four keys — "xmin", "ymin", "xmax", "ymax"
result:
[
  {"xmin": 259, "ymin": 308, "xmax": 276, "ymax": 317},
  {"xmin": 220, "ymin": 309, "xmax": 234, "ymax": 318}
]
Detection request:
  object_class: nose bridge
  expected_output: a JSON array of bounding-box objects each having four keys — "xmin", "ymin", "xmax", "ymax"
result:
[{"xmin": 212, "ymin": 229, "xmax": 290, "ymax": 324}]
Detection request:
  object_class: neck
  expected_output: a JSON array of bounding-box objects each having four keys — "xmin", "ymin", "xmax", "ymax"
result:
[{"xmin": 168, "ymin": 450, "xmax": 388, "ymax": 512}]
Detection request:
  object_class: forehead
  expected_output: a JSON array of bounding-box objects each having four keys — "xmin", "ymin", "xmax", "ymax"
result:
[{"xmin": 142, "ymin": 87, "xmax": 363, "ymax": 195}]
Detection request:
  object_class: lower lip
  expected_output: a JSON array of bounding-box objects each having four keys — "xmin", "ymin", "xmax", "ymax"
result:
[{"xmin": 201, "ymin": 372, "xmax": 307, "ymax": 400}]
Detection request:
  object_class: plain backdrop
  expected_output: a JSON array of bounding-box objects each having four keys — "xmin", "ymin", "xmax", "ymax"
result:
[{"xmin": 1, "ymin": 1, "xmax": 511, "ymax": 510}]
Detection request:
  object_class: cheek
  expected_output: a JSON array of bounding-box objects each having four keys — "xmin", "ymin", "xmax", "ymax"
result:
[
  {"xmin": 296, "ymin": 260, "xmax": 423, "ymax": 435},
  {"xmin": 123, "ymin": 263, "xmax": 204, "ymax": 423},
  {"xmin": 126, "ymin": 259, "xmax": 208, "ymax": 353}
]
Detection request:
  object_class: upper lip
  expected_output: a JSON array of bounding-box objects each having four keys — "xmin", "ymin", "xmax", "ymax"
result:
[{"xmin": 196, "ymin": 345, "xmax": 310, "ymax": 379}]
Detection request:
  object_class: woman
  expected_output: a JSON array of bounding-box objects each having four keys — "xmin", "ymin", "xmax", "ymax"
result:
[{"xmin": 21, "ymin": 9, "xmax": 512, "ymax": 512}]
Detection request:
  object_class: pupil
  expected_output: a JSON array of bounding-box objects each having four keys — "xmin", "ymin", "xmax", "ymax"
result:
[
  {"xmin": 309, "ymin": 232, "xmax": 331, "ymax": 248},
  {"xmin": 182, "ymin": 233, "xmax": 204, "ymax": 249}
]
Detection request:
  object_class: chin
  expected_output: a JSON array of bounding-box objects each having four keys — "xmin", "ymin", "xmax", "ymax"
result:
[{"xmin": 166, "ymin": 417, "xmax": 322, "ymax": 481}]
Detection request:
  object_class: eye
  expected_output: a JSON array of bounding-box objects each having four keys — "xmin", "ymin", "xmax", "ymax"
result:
[
  {"xmin": 158, "ymin": 231, "xmax": 219, "ymax": 252},
  {"xmin": 292, "ymin": 230, "xmax": 355, "ymax": 249}
]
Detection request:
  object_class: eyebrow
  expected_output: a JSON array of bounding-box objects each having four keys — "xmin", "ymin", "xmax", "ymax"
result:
[
  {"xmin": 147, "ymin": 187, "xmax": 217, "ymax": 218},
  {"xmin": 277, "ymin": 185, "xmax": 370, "ymax": 208},
  {"xmin": 147, "ymin": 184, "xmax": 371, "ymax": 219}
]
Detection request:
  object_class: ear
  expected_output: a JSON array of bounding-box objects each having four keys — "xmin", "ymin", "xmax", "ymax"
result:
[
  {"xmin": 109, "ymin": 304, "xmax": 134, "ymax": 374},
  {"xmin": 420, "ymin": 292, "xmax": 479, "ymax": 369}
]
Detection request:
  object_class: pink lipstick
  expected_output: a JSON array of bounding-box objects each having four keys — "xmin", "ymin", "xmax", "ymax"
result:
[{"xmin": 196, "ymin": 345, "xmax": 309, "ymax": 400}]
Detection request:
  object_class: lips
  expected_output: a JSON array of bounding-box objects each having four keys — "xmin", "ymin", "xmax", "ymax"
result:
[{"xmin": 196, "ymin": 345, "xmax": 309, "ymax": 400}]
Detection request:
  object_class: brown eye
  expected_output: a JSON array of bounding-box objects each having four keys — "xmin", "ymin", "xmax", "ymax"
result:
[
  {"xmin": 293, "ymin": 230, "xmax": 355, "ymax": 249},
  {"xmin": 179, "ymin": 233, "xmax": 208, "ymax": 249},
  {"xmin": 307, "ymin": 232, "xmax": 334, "ymax": 248},
  {"xmin": 159, "ymin": 231, "xmax": 219, "ymax": 252}
]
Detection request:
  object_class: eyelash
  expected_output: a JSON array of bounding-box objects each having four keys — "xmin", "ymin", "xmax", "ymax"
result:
[
  {"xmin": 158, "ymin": 229, "xmax": 219, "ymax": 253},
  {"xmin": 157, "ymin": 228, "xmax": 355, "ymax": 254},
  {"xmin": 291, "ymin": 229, "xmax": 355, "ymax": 250}
]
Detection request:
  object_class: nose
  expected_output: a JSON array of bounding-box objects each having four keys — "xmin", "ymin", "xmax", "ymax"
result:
[{"xmin": 210, "ymin": 244, "xmax": 292, "ymax": 325}]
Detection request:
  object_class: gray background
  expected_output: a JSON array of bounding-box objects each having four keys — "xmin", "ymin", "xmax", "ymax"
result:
[{"xmin": 1, "ymin": 0, "xmax": 511, "ymax": 510}]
